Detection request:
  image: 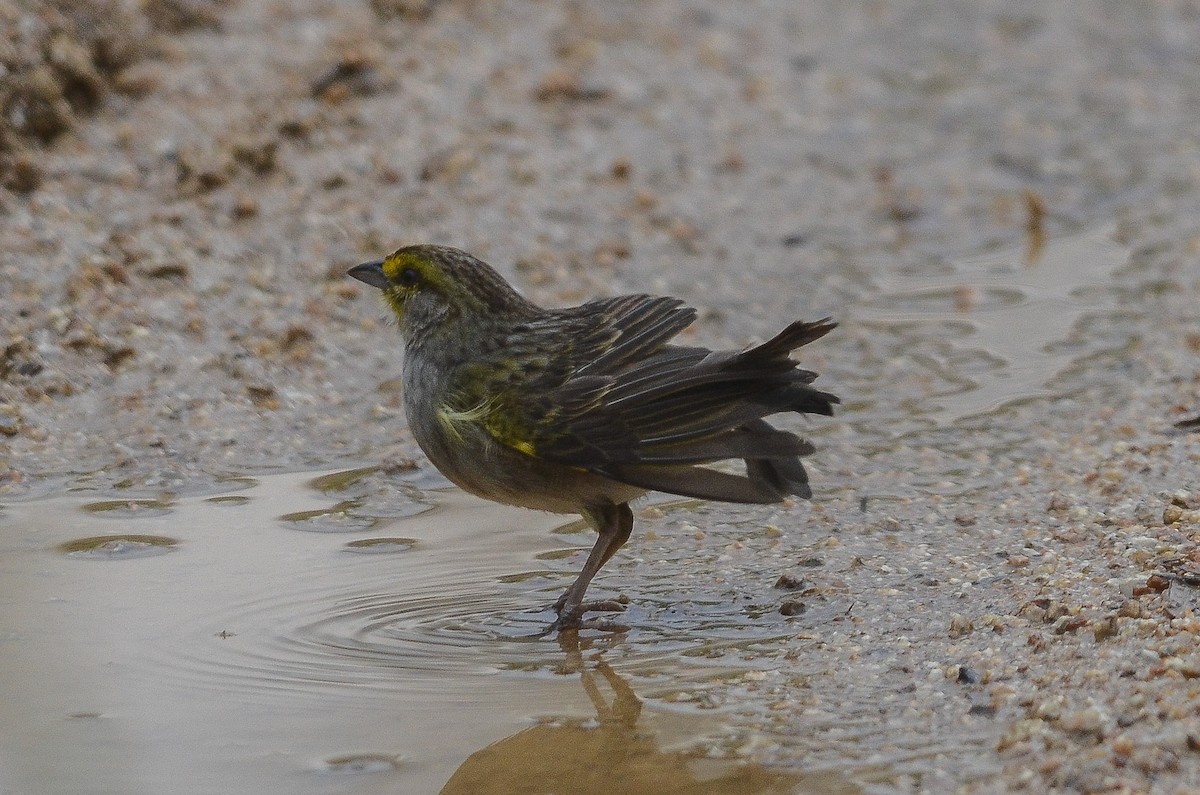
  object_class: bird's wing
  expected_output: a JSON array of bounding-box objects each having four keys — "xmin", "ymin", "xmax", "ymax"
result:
[
  {"xmin": 441, "ymin": 294, "xmax": 695, "ymax": 452},
  {"xmin": 449, "ymin": 297, "xmax": 838, "ymax": 504},
  {"xmin": 538, "ymin": 318, "xmax": 837, "ymax": 457},
  {"xmin": 513, "ymin": 294, "xmax": 699, "ymax": 376}
]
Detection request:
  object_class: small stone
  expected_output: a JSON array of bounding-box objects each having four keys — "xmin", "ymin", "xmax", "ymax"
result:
[
  {"xmin": 1166, "ymin": 656, "xmax": 1200, "ymax": 679},
  {"xmin": 1093, "ymin": 616, "xmax": 1120, "ymax": 642},
  {"xmin": 1118, "ymin": 600, "xmax": 1144, "ymax": 619},
  {"xmin": 949, "ymin": 614, "xmax": 974, "ymax": 638},
  {"xmin": 1017, "ymin": 598, "xmax": 1051, "ymax": 621},
  {"xmin": 1053, "ymin": 615, "xmax": 1089, "ymax": 635},
  {"xmin": 231, "ymin": 138, "xmax": 278, "ymax": 175},
  {"xmin": 232, "ymin": 196, "xmax": 258, "ymax": 219},
  {"xmin": 103, "ymin": 346, "xmax": 136, "ymax": 369},
  {"xmin": 1132, "ymin": 500, "xmax": 1159, "ymax": 524},
  {"xmin": 1130, "ymin": 745, "xmax": 1180, "ymax": 775},
  {"xmin": 773, "ymin": 573, "xmax": 804, "ymax": 590},
  {"xmin": 112, "ymin": 64, "xmax": 160, "ymax": 98},
  {"xmin": 420, "ymin": 147, "xmax": 476, "ymax": 182},
  {"xmin": 4, "ymin": 153, "xmax": 43, "ymax": 193},
  {"xmin": 1142, "ymin": 574, "xmax": 1171, "ymax": 594},
  {"xmin": 534, "ymin": 68, "xmax": 610, "ymax": 102},
  {"xmin": 145, "ymin": 0, "xmax": 225, "ymax": 32},
  {"xmin": 143, "ymin": 263, "xmax": 189, "ymax": 280},
  {"xmin": 779, "ymin": 600, "xmax": 806, "ymax": 616},
  {"xmin": 370, "ymin": 0, "xmax": 437, "ymax": 20},
  {"xmin": 1058, "ymin": 706, "xmax": 1108, "ymax": 738},
  {"xmin": 1112, "ymin": 734, "xmax": 1135, "ymax": 756},
  {"xmin": 247, "ymin": 385, "xmax": 279, "ymax": 410}
]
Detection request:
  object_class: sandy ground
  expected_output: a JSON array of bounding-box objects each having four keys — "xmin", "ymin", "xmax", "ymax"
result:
[{"xmin": 3, "ymin": 1, "xmax": 1200, "ymax": 793}]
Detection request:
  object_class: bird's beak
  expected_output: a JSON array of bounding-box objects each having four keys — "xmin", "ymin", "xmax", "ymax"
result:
[{"xmin": 348, "ymin": 259, "xmax": 389, "ymax": 290}]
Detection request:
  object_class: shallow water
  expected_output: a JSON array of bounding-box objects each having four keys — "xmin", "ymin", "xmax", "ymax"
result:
[
  {"xmin": 860, "ymin": 224, "xmax": 1127, "ymax": 424},
  {"xmin": 0, "ymin": 470, "xmax": 859, "ymax": 794}
]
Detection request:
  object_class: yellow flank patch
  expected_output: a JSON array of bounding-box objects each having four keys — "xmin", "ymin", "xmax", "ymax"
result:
[
  {"xmin": 510, "ymin": 439, "xmax": 536, "ymax": 457},
  {"xmin": 439, "ymin": 399, "xmax": 493, "ymax": 425},
  {"xmin": 435, "ymin": 407, "xmax": 463, "ymax": 442},
  {"xmin": 436, "ymin": 398, "xmax": 538, "ymax": 458},
  {"xmin": 436, "ymin": 400, "xmax": 490, "ymax": 442}
]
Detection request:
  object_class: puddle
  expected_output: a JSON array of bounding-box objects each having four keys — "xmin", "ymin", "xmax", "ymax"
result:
[
  {"xmin": 0, "ymin": 469, "xmax": 855, "ymax": 794},
  {"xmin": 854, "ymin": 223, "xmax": 1129, "ymax": 425}
]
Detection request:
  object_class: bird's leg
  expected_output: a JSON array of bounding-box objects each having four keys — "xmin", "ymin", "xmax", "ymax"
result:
[
  {"xmin": 551, "ymin": 502, "xmax": 634, "ymax": 630},
  {"xmin": 551, "ymin": 502, "xmax": 632, "ymax": 614}
]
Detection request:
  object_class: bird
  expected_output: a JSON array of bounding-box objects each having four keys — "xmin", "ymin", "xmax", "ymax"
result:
[{"xmin": 348, "ymin": 244, "xmax": 838, "ymax": 632}]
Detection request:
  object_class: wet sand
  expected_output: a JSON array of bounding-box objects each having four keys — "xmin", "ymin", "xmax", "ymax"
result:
[{"xmin": 3, "ymin": 1, "xmax": 1200, "ymax": 792}]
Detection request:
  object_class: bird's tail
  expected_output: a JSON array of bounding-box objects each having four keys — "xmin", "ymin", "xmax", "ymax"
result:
[{"xmin": 603, "ymin": 319, "xmax": 839, "ymax": 503}]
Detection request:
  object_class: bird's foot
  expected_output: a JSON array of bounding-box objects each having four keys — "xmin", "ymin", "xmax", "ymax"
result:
[
  {"xmin": 576, "ymin": 599, "xmax": 627, "ymax": 614},
  {"xmin": 539, "ymin": 599, "xmax": 628, "ymax": 636},
  {"xmin": 551, "ymin": 594, "xmax": 627, "ymax": 615},
  {"xmin": 542, "ymin": 613, "xmax": 630, "ymax": 637}
]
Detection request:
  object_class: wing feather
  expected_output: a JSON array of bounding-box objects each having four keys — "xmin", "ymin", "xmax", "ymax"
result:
[{"xmin": 460, "ymin": 298, "xmax": 837, "ymax": 502}]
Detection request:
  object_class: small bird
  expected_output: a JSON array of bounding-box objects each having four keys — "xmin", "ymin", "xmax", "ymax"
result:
[{"xmin": 349, "ymin": 244, "xmax": 838, "ymax": 632}]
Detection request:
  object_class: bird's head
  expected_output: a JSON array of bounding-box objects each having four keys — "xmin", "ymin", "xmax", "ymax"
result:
[{"xmin": 348, "ymin": 244, "xmax": 533, "ymax": 335}]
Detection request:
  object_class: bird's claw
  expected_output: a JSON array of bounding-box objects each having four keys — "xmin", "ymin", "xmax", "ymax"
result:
[
  {"xmin": 576, "ymin": 599, "xmax": 627, "ymax": 614},
  {"xmin": 537, "ymin": 598, "xmax": 628, "ymax": 636},
  {"xmin": 542, "ymin": 614, "xmax": 630, "ymax": 636},
  {"xmin": 551, "ymin": 596, "xmax": 627, "ymax": 614}
]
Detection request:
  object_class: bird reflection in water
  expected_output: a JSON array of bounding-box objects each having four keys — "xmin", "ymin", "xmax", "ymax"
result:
[{"xmin": 440, "ymin": 631, "xmax": 854, "ymax": 795}]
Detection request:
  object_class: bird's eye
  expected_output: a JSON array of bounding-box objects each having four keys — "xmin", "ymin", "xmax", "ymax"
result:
[{"xmin": 397, "ymin": 267, "xmax": 422, "ymax": 287}]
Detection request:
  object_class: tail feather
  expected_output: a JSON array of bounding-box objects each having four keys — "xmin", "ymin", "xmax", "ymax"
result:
[
  {"xmin": 748, "ymin": 458, "xmax": 811, "ymax": 500},
  {"xmin": 605, "ymin": 462, "xmax": 787, "ymax": 504},
  {"xmin": 738, "ymin": 318, "xmax": 837, "ymax": 365},
  {"xmin": 743, "ymin": 420, "xmax": 814, "ymax": 499},
  {"xmin": 782, "ymin": 383, "xmax": 840, "ymax": 417},
  {"xmin": 637, "ymin": 426, "xmax": 814, "ymax": 465},
  {"xmin": 534, "ymin": 315, "xmax": 838, "ymax": 504}
]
